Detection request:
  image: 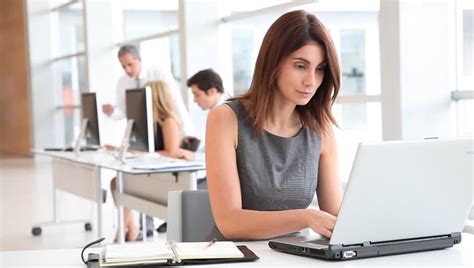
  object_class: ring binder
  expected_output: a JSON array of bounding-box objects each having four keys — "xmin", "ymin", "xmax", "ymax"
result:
[
  {"xmin": 84, "ymin": 240, "xmax": 259, "ymax": 267},
  {"xmin": 167, "ymin": 240, "xmax": 181, "ymax": 264}
]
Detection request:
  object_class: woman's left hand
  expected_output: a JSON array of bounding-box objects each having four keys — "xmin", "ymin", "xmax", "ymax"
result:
[{"xmin": 177, "ymin": 149, "xmax": 195, "ymax": 161}]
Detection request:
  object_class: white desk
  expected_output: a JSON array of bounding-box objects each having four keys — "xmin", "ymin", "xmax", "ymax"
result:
[
  {"xmin": 1, "ymin": 233, "xmax": 473, "ymax": 267},
  {"xmin": 32, "ymin": 150, "xmax": 205, "ymax": 243}
]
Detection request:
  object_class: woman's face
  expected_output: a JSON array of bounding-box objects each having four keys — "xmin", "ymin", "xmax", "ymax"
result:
[{"xmin": 276, "ymin": 43, "xmax": 326, "ymax": 106}]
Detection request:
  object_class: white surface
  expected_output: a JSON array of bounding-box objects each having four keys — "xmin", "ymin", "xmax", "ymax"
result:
[
  {"xmin": 33, "ymin": 150, "xmax": 205, "ymax": 174},
  {"xmin": 332, "ymin": 138, "xmax": 474, "ymax": 245},
  {"xmin": 1, "ymin": 234, "xmax": 473, "ymax": 267}
]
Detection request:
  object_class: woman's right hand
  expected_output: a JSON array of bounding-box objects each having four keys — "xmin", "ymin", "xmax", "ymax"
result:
[
  {"xmin": 305, "ymin": 209, "xmax": 337, "ymax": 238},
  {"xmin": 103, "ymin": 144, "xmax": 117, "ymax": 151}
]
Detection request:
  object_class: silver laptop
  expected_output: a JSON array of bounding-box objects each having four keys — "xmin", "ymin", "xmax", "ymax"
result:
[{"xmin": 269, "ymin": 138, "xmax": 473, "ymax": 260}]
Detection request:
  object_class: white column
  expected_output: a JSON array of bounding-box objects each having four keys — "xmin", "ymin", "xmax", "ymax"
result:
[
  {"xmin": 379, "ymin": 0, "xmax": 457, "ymax": 140},
  {"xmin": 379, "ymin": 0, "xmax": 402, "ymax": 141},
  {"xmin": 179, "ymin": 0, "xmax": 224, "ymax": 141},
  {"xmin": 26, "ymin": 1, "xmax": 62, "ymax": 148}
]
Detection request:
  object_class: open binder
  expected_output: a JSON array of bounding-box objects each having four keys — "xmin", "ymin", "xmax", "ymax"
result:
[{"xmin": 85, "ymin": 240, "xmax": 258, "ymax": 267}]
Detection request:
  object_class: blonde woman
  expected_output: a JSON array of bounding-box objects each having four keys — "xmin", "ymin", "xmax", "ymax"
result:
[
  {"xmin": 147, "ymin": 80, "xmax": 188, "ymax": 158},
  {"xmin": 111, "ymin": 80, "xmax": 193, "ymax": 241}
]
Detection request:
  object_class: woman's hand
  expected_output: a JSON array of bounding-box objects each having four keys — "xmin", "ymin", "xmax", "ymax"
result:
[
  {"xmin": 305, "ymin": 209, "xmax": 337, "ymax": 238},
  {"xmin": 103, "ymin": 144, "xmax": 117, "ymax": 151},
  {"xmin": 177, "ymin": 149, "xmax": 195, "ymax": 161}
]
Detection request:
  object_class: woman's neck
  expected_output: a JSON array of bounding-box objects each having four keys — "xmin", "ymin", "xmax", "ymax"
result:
[{"xmin": 263, "ymin": 92, "xmax": 301, "ymax": 137}]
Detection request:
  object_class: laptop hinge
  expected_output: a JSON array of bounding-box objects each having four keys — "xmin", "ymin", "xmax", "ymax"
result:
[
  {"xmin": 364, "ymin": 232, "xmax": 461, "ymax": 247},
  {"xmin": 334, "ymin": 232, "xmax": 461, "ymax": 248}
]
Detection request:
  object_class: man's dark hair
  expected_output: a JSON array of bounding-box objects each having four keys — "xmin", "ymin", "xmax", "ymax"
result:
[
  {"xmin": 118, "ymin": 45, "xmax": 140, "ymax": 60},
  {"xmin": 186, "ymin": 69, "xmax": 224, "ymax": 94}
]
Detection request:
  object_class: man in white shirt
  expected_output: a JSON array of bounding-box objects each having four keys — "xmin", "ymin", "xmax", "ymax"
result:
[{"xmin": 102, "ymin": 45, "xmax": 194, "ymax": 136}]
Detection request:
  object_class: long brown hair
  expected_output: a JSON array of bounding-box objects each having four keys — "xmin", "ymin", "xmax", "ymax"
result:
[{"xmin": 236, "ymin": 10, "xmax": 340, "ymax": 137}]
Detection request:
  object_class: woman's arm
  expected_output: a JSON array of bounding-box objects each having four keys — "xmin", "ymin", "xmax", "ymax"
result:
[
  {"xmin": 158, "ymin": 117, "xmax": 196, "ymax": 160},
  {"xmin": 158, "ymin": 117, "xmax": 182, "ymax": 157},
  {"xmin": 316, "ymin": 129, "xmax": 343, "ymax": 216},
  {"xmin": 206, "ymin": 105, "xmax": 336, "ymax": 239}
]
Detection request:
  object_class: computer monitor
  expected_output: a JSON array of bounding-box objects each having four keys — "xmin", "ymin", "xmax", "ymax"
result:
[
  {"xmin": 81, "ymin": 92, "xmax": 101, "ymax": 147},
  {"xmin": 124, "ymin": 87, "xmax": 155, "ymax": 153}
]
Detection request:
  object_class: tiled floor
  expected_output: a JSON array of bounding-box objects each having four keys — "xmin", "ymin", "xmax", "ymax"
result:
[{"xmin": 0, "ymin": 155, "xmax": 165, "ymax": 252}]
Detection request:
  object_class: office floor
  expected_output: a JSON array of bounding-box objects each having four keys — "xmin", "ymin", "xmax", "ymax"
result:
[{"xmin": 0, "ymin": 155, "xmax": 165, "ymax": 251}]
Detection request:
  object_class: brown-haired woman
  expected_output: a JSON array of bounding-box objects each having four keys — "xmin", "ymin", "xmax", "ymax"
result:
[
  {"xmin": 111, "ymin": 80, "xmax": 193, "ymax": 241},
  {"xmin": 206, "ymin": 10, "xmax": 343, "ymax": 240}
]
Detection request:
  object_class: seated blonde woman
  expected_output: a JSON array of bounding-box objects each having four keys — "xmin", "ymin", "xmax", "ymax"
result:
[
  {"xmin": 111, "ymin": 80, "xmax": 194, "ymax": 241},
  {"xmin": 148, "ymin": 80, "xmax": 194, "ymax": 160}
]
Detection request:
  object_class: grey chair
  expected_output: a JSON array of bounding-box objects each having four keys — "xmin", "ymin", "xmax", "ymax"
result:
[{"xmin": 167, "ymin": 190, "xmax": 216, "ymax": 242}]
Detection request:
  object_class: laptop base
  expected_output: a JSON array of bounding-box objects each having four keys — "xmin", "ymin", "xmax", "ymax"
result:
[{"xmin": 268, "ymin": 232, "xmax": 462, "ymax": 261}]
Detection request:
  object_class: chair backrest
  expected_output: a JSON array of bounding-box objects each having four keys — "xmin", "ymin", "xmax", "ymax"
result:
[{"xmin": 167, "ymin": 190, "xmax": 215, "ymax": 242}]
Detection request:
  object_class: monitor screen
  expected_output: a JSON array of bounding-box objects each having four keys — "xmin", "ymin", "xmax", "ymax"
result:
[
  {"xmin": 81, "ymin": 92, "xmax": 101, "ymax": 146},
  {"xmin": 125, "ymin": 87, "xmax": 155, "ymax": 152}
]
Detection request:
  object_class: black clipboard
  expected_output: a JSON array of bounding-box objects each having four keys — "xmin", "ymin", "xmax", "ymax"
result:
[{"xmin": 86, "ymin": 245, "xmax": 259, "ymax": 267}]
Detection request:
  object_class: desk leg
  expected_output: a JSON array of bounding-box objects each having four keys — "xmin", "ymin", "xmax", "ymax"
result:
[
  {"xmin": 53, "ymin": 187, "xmax": 60, "ymax": 223},
  {"xmin": 141, "ymin": 213, "xmax": 146, "ymax": 242},
  {"xmin": 95, "ymin": 168, "xmax": 103, "ymax": 238},
  {"xmin": 117, "ymin": 171, "xmax": 125, "ymax": 244},
  {"xmin": 32, "ymin": 159, "xmax": 94, "ymax": 236}
]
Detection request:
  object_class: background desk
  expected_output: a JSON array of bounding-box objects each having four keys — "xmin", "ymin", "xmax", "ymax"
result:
[
  {"xmin": 32, "ymin": 150, "xmax": 205, "ymax": 243},
  {"xmin": 1, "ymin": 233, "xmax": 473, "ymax": 267}
]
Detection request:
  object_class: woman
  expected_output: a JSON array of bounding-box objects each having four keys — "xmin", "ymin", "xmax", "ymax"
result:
[
  {"xmin": 147, "ymin": 80, "xmax": 191, "ymax": 159},
  {"xmin": 206, "ymin": 10, "xmax": 343, "ymax": 240},
  {"xmin": 111, "ymin": 80, "xmax": 193, "ymax": 241}
]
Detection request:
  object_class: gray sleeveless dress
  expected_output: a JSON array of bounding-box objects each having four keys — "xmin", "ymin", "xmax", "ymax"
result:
[{"xmin": 208, "ymin": 100, "xmax": 321, "ymax": 240}]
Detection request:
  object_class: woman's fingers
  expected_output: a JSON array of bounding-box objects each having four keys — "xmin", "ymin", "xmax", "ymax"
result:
[{"xmin": 308, "ymin": 210, "xmax": 337, "ymax": 238}]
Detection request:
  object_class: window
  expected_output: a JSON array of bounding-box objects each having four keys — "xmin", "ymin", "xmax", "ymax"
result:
[
  {"xmin": 231, "ymin": 27, "xmax": 255, "ymax": 94},
  {"xmin": 340, "ymin": 30, "xmax": 366, "ymax": 96},
  {"xmin": 462, "ymin": 10, "xmax": 473, "ymax": 86},
  {"xmin": 52, "ymin": 0, "xmax": 87, "ymax": 146},
  {"xmin": 116, "ymin": 1, "xmax": 180, "ymax": 85},
  {"xmin": 57, "ymin": 1, "xmax": 84, "ymax": 56},
  {"xmin": 321, "ymin": 10, "xmax": 382, "ymax": 182},
  {"xmin": 454, "ymin": 1, "xmax": 474, "ymax": 137},
  {"xmin": 55, "ymin": 56, "xmax": 87, "ymax": 145},
  {"xmin": 123, "ymin": 6, "xmax": 178, "ymax": 40}
]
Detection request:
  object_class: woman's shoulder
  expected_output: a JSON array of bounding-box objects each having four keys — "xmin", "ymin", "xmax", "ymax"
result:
[
  {"xmin": 162, "ymin": 116, "xmax": 180, "ymax": 130},
  {"xmin": 319, "ymin": 126, "xmax": 337, "ymax": 155},
  {"xmin": 208, "ymin": 102, "xmax": 237, "ymax": 125}
]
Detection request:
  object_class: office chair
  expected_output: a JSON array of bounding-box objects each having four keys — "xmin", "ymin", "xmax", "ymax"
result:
[{"xmin": 167, "ymin": 190, "xmax": 215, "ymax": 242}]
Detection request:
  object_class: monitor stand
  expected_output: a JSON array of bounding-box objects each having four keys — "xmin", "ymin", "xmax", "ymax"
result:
[
  {"xmin": 73, "ymin": 119, "xmax": 88, "ymax": 157},
  {"xmin": 117, "ymin": 119, "xmax": 134, "ymax": 164}
]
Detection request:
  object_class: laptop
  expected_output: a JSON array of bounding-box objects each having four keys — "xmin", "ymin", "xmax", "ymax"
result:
[{"xmin": 269, "ymin": 138, "xmax": 473, "ymax": 260}]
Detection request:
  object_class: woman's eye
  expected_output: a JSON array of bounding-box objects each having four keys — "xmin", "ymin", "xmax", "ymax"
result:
[
  {"xmin": 295, "ymin": 64, "xmax": 306, "ymax": 70},
  {"xmin": 316, "ymin": 65, "xmax": 326, "ymax": 72}
]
